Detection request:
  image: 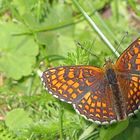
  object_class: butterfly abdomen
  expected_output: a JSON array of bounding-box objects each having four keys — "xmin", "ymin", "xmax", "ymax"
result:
[{"xmin": 106, "ymin": 67, "xmax": 127, "ymax": 121}]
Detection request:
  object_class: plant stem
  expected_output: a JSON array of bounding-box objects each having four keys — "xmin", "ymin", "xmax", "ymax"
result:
[
  {"xmin": 115, "ymin": 0, "xmax": 119, "ymax": 22},
  {"xmin": 59, "ymin": 101, "xmax": 64, "ymax": 140},
  {"xmin": 12, "ymin": 11, "xmax": 95, "ymax": 36},
  {"xmin": 26, "ymin": 77, "xmax": 34, "ymax": 96},
  {"xmin": 86, "ymin": 1, "xmax": 119, "ymax": 45},
  {"xmin": 72, "ymin": 0, "xmax": 120, "ymax": 58}
]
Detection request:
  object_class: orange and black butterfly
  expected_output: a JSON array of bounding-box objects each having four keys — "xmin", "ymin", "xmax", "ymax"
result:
[{"xmin": 41, "ymin": 37, "xmax": 140, "ymax": 125}]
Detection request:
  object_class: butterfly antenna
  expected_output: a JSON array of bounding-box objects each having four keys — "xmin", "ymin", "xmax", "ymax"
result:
[
  {"xmin": 75, "ymin": 41, "xmax": 100, "ymax": 59},
  {"xmin": 113, "ymin": 32, "xmax": 128, "ymax": 58}
]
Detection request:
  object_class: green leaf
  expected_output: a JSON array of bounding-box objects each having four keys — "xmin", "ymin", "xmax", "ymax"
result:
[
  {"xmin": 5, "ymin": 108, "xmax": 33, "ymax": 133},
  {"xmin": 0, "ymin": 124, "xmax": 18, "ymax": 140},
  {"xmin": 79, "ymin": 124, "xmax": 98, "ymax": 140},
  {"xmin": 97, "ymin": 120, "xmax": 129, "ymax": 140},
  {"xmin": 36, "ymin": 3, "xmax": 75, "ymax": 56},
  {"xmin": 113, "ymin": 114, "xmax": 140, "ymax": 140},
  {"xmin": 0, "ymin": 22, "xmax": 39, "ymax": 80}
]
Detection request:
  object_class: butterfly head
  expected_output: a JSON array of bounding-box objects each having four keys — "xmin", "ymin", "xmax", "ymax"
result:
[{"xmin": 103, "ymin": 58, "xmax": 114, "ymax": 70}]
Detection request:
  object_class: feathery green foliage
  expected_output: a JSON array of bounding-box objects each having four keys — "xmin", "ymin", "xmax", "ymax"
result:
[{"xmin": 0, "ymin": 123, "xmax": 18, "ymax": 140}]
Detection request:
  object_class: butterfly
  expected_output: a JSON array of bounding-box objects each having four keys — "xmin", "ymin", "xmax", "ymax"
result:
[{"xmin": 41, "ymin": 37, "xmax": 140, "ymax": 125}]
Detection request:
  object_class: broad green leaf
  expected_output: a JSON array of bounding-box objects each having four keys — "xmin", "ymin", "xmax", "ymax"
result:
[
  {"xmin": 36, "ymin": 30, "xmax": 75, "ymax": 57},
  {"xmin": 36, "ymin": 3, "xmax": 75, "ymax": 56},
  {"xmin": 0, "ymin": 22, "xmax": 39, "ymax": 80},
  {"xmin": 5, "ymin": 108, "xmax": 33, "ymax": 132},
  {"xmin": 45, "ymin": 3, "xmax": 74, "ymax": 25},
  {"xmin": 113, "ymin": 113, "xmax": 140, "ymax": 140},
  {"xmin": 97, "ymin": 120, "xmax": 129, "ymax": 140}
]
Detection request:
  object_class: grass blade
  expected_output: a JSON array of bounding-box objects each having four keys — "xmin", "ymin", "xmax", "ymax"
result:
[{"xmin": 72, "ymin": 0, "xmax": 120, "ymax": 57}]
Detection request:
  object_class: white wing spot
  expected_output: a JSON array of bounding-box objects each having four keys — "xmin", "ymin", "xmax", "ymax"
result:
[
  {"xmin": 128, "ymin": 113, "xmax": 134, "ymax": 117},
  {"xmin": 102, "ymin": 121, "xmax": 109, "ymax": 125},
  {"xmin": 134, "ymin": 109, "xmax": 139, "ymax": 114},
  {"xmin": 110, "ymin": 119, "xmax": 117, "ymax": 124}
]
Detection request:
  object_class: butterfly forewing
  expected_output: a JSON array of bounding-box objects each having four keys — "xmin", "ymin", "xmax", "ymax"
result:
[
  {"xmin": 116, "ymin": 37, "xmax": 140, "ymax": 72},
  {"xmin": 42, "ymin": 66, "xmax": 104, "ymax": 103},
  {"xmin": 116, "ymin": 37, "xmax": 140, "ymax": 116}
]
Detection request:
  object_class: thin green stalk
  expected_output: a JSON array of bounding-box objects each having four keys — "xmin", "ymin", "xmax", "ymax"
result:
[
  {"xmin": 72, "ymin": 0, "xmax": 120, "ymax": 58},
  {"xmin": 26, "ymin": 77, "xmax": 34, "ymax": 96},
  {"xmin": 115, "ymin": 0, "xmax": 119, "ymax": 22},
  {"xmin": 12, "ymin": 11, "xmax": 95, "ymax": 36},
  {"xmin": 86, "ymin": 1, "xmax": 120, "ymax": 45},
  {"xmin": 59, "ymin": 101, "xmax": 64, "ymax": 140},
  {"xmin": 12, "ymin": 21, "xmax": 77, "ymax": 36},
  {"xmin": 93, "ymin": 11, "xmax": 119, "ymax": 45}
]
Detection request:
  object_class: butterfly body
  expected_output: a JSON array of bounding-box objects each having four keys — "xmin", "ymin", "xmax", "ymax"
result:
[
  {"xmin": 41, "ymin": 37, "xmax": 140, "ymax": 125},
  {"xmin": 104, "ymin": 60, "xmax": 127, "ymax": 121}
]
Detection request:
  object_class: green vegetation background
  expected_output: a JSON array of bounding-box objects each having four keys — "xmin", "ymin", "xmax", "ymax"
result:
[{"xmin": 0, "ymin": 0, "xmax": 140, "ymax": 140}]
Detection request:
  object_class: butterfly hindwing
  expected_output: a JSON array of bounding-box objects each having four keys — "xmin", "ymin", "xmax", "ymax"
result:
[
  {"xmin": 73, "ymin": 79, "xmax": 117, "ymax": 124},
  {"xmin": 117, "ymin": 73, "xmax": 140, "ymax": 116}
]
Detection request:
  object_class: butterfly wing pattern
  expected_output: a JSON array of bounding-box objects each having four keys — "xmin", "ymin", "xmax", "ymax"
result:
[
  {"xmin": 41, "ymin": 66, "xmax": 117, "ymax": 124},
  {"xmin": 73, "ymin": 79, "xmax": 117, "ymax": 124},
  {"xmin": 116, "ymin": 37, "xmax": 140, "ymax": 117},
  {"xmin": 42, "ymin": 66, "xmax": 103, "ymax": 103},
  {"xmin": 41, "ymin": 37, "xmax": 140, "ymax": 125}
]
